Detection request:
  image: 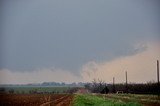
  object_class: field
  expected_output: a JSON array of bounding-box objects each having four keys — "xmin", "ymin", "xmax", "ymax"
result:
[
  {"xmin": 0, "ymin": 93, "xmax": 160, "ymax": 106},
  {"xmin": 0, "ymin": 94, "xmax": 73, "ymax": 106},
  {"xmin": 2, "ymin": 86, "xmax": 72, "ymax": 94}
]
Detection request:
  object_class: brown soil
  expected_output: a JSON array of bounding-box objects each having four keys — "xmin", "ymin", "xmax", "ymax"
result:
[{"xmin": 0, "ymin": 94, "xmax": 74, "ymax": 106}]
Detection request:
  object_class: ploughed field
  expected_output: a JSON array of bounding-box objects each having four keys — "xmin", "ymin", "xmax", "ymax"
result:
[
  {"xmin": 0, "ymin": 94, "xmax": 73, "ymax": 106},
  {"xmin": 0, "ymin": 93, "xmax": 160, "ymax": 106}
]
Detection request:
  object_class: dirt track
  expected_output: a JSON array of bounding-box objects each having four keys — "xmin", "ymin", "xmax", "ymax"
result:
[
  {"xmin": 0, "ymin": 94, "xmax": 74, "ymax": 106},
  {"xmin": 40, "ymin": 95, "xmax": 73, "ymax": 106}
]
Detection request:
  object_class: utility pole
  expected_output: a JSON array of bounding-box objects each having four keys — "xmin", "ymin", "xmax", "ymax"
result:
[
  {"xmin": 157, "ymin": 60, "xmax": 159, "ymax": 85},
  {"xmin": 157, "ymin": 60, "xmax": 160, "ymax": 96},
  {"xmin": 113, "ymin": 77, "xmax": 115, "ymax": 85},
  {"xmin": 113, "ymin": 77, "xmax": 116, "ymax": 93},
  {"xmin": 125, "ymin": 71, "xmax": 128, "ymax": 93}
]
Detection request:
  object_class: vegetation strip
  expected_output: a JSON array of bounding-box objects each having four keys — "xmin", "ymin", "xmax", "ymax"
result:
[
  {"xmin": 104, "ymin": 94, "xmax": 160, "ymax": 105},
  {"xmin": 73, "ymin": 94, "xmax": 141, "ymax": 106}
]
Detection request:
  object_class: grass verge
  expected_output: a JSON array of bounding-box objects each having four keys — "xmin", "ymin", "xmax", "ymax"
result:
[{"xmin": 73, "ymin": 94, "xmax": 141, "ymax": 106}]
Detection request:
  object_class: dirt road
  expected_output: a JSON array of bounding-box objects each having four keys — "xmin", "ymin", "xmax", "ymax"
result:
[{"xmin": 40, "ymin": 94, "xmax": 73, "ymax": 106}]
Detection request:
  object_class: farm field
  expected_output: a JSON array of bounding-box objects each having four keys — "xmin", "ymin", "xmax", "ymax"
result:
[
  {"xmin": 1, "ymin": 86, "xmax": 72, "ymax": 94},
  {"xmin": 0, "ymin": 94, "xmax": 73, "ymax": 106},
  {"xmin": 0, "ymin": 93, "xmax": 160, "ymax": 106}
]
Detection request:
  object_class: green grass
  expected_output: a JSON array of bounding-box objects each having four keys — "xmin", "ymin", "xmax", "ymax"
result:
[
  {"xmin": 73, "ymin": 94, "xmax": 141, "ymax": 106},
  {"xmin": 104, "ymin": 94, "xmax": 160, "ymax": 104}
]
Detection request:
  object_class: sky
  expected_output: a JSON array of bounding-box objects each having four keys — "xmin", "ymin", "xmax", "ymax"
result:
[{"xmin": 0, "ymin": 0, "xmax": 160, "ymax": 84}]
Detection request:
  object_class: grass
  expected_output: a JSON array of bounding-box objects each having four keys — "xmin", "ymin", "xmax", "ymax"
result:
[
  {"xmin": 104, "ymin": 94, "xmax": 160, "ymax": 105},
  {"xmin": 73, "ymin": 94, "xmax": 141, "ymax": 106}
]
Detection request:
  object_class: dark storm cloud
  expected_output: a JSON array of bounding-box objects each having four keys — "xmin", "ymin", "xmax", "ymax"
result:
[{"xmin": 0, "ymin": 0, "xmax": 159, "ymax": 73}]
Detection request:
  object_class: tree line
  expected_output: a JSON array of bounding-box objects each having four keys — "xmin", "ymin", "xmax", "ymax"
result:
[{"xmin": 84, "ymin": 80, "xmax": 159, "ymax": 94}]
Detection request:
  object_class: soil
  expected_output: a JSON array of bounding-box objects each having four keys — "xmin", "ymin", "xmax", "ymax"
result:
[{"xmin": 0, "ymin": 94, "xmax": 74, "ymax": 106}]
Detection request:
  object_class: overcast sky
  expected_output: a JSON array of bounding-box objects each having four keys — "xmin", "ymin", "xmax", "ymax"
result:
[{"xmin": 0, "ymin": 0, "xmax": 160, "ymax": 84}]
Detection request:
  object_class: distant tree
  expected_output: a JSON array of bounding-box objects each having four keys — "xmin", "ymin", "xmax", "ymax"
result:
[
  {"xmin": 52, "ymin": 91, "xmax": 55, "ymax": 94},
  {"xmin": 21, "ymin": 91, "xmax": 25, "ymax": 94},
  {"xmin": 85, "ymin": 79, "xmax": 109, "ymax": 94},
  {"xmin": 100, "ymin": 86, "xmax": 109, "ymax": 94},
  {"xmin": 16, "ymin": 91, "xmax": 19, "ymax": 94},
  {"xmin": 8, "ymin": 89, "xmax": 14, "ymax": 94},
  {"xmin": 106, "ymin": 82, "xmax": 159, "ymax": 94},
  {"xmin": 84, "ymin": 83, "xmax": 92, "ymax": 90},
  {"xmin": 29, "ymin": 89, "xmax": 37, "ymax": 94},
  {"xmin": 0, "ymin": 88, "xmax": 6, "ymax": 94}
]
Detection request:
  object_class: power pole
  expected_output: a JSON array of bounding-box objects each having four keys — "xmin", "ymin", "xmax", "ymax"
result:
[
  {"xmin": 125, "ymin": 71, "xmax": 128, "ymax": 93},
  {"xmin": 157, "ymin": 60, "xmax": 159, "ymax": 85},
  {"xmin": 113, "ymin": 77, "xmax": 116, "ymax": 93},
  {"xmin": 113, "ymin": 77, "xmax": 115, "ymax": 85},
  {"xmin": 157, "ymin": 60, "xmax": 160, "ymax": 96}
]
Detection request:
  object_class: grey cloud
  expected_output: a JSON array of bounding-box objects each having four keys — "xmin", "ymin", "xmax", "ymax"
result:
[{"xmin": 0, "ymin": 0, "xmax": 159, "ymax": 74}]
